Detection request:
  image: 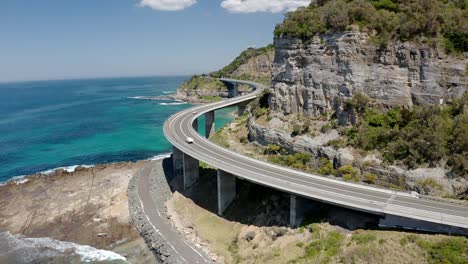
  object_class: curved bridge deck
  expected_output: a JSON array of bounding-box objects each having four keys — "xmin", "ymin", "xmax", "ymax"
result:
[{"xmin": 164, "ymin": 78, "xmax": 468, "ymax": 233}]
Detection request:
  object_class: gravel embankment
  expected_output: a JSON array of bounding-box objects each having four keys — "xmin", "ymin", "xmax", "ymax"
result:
[{"xmin": 128, "ymin": 160, "xmax": 178, "ymax": 264}]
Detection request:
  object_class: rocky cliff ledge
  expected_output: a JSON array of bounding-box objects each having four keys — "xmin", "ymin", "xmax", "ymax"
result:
[{"xmin": 270, "ymin": 33, "xmax": 468, "ymax": 117}]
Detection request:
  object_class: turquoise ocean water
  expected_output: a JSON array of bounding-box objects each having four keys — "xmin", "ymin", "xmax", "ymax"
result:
[{"xmin": 0, "ymin": 76, "xmax": 235, "ymax": 182}]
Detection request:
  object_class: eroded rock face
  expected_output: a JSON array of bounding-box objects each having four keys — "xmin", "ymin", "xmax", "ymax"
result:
[
  {"xmin": 270, "ymin": 32, "xmax": 468, "ymax": 117},
  {"xmin": 231, "ymin": 50, "xmax": 274, "ymax": 81}
]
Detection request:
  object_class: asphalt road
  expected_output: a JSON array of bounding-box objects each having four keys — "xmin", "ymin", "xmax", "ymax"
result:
[
  {"xmin": 164, "ymin": 78, "xmax": 468, "ymax": 230},
  {"xmin": 137, "ymin": 162, "xmax": 212, "ymax": 264}
]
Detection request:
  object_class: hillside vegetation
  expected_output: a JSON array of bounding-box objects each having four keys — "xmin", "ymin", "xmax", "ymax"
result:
[
  {"xmin": 210, "ymin": 44, "xmax": 274, "ymax": 82},
  {"xmin": 274, "ymin": 0, "xmax": 468, "ymax": 52},
  {"xmin": 175, "ymin": 45, "xmax": 274, "ymax": 102},
  {"xmin": 338, "ymin": 94, "xmax": 467, "ymax": 175}
]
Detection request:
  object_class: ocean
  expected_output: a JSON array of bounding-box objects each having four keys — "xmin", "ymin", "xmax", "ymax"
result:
[{"xmin": 0, "ymin": 76, "xmax": 235, "ymax": 182}]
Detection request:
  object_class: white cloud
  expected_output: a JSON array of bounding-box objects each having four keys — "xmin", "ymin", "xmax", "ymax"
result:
[
  {"xmin": 220, "ymin": 0, "xmax": 310, "ymax": 13},
  {"xmin": 139, "ymin": 0, "xmax": 197, "ymax": 11}
]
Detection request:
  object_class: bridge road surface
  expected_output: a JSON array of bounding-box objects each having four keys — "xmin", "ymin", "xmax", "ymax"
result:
[
  {"xmin": 164, "ymin": 78, "xmax": 468, "ymax": 230},
  {"xmin": 137, "ymin": 162, "xmax": 212, "ymax": 264}
]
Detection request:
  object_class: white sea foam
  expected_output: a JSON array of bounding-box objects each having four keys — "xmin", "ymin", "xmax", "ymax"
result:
[
  {"xmin": 40, "ymin": 165, "xmax": 94, "ymax": 175},
  {"xmin": 127, "ymin": 96, "xmax": 160, "ymax": 101},
  {"xmin": 162, "ymin": 91, "xmax": 175, "ymax": 94},
  {"xmin": 147, "ymin": 153, "xmax": 172, "ymax": 161},
  {"xmin": 0, "ymin": 231, "xmax": 127, "ymax": 263},
  {"xmin": 0, "ymin": 165, "xmax": 95, "ymax": 186},
  {"xmin": 159, "ymin": 102, "xmax": 187, "ymax": 106},
  {"xmin": 11, "ymin": 175, "xmax": 28, "ymax": 184}
]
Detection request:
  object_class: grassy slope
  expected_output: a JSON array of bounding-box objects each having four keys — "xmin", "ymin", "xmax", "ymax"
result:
[{"xmin": 169, "ymin": 191, "xmax": 468, "ymax": 264}]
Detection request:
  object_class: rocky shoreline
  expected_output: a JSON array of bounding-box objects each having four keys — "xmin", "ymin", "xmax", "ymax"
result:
[{"xmin": 0, "ymin": 160, "xmax": 157, "ymax": 264}]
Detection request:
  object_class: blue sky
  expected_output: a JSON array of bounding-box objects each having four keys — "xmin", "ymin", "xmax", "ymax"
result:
[{"xmin": 0, "ymin": 0, "xmax": 310, "ymax": 82}]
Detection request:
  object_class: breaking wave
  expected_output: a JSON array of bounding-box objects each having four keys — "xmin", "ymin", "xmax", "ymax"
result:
[
  {"xmin": 0, "ymin": 231, "xmax": 127, "ymax": 263},
  {"xmin": 147, "ymin": 153, "xmax": 172, "ymax": 161},
  {"xmin": 159, "ymin": 102, "xmax": 187, "ymax": 106}
]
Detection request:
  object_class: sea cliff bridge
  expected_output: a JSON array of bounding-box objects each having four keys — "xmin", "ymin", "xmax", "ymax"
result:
[{"xmin": 164, "ymin": 78, "xmax": 468, "ymax": 235}]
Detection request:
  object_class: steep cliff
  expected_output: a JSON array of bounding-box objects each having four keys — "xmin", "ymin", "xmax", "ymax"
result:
[
  {"xmin": 269, "ymin": 33, "xmax": 468, "ymax": 117},
  {"xmin": 174, "ymin": 45, "xmax": 274, "ymax": 103}
]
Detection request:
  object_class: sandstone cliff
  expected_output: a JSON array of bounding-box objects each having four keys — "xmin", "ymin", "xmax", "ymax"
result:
[{"xmin": 269, "ymin": 32, "xmax": 468, "ymax": 117}]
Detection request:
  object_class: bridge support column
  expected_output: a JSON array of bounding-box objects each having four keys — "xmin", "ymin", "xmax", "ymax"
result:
[
  {"xmin": 171, "ymin": 146, "xmax": 184, "ymax": 191},
  {"xmin": 232, "ymin": 84, "xmax": 239, "ymax": 97},
  {"xmin": 205, "ymin": 111, "xmax": 215, "ymax": 138},
  {"xmin": 183, "ymin": 153, "xmax": 199, "ymax": 190},
  {"xmin": 238, "ymin": 102, "xmax": 248, "ymax": 116},
  {"xmin": 224, "ymin": 82, "xmax": 239, "ymax": 98},
  {"xmin": 290, "ymin": 195, "xmax": 305, "ymax": 228},
  {"xmin": 217, "ymin": 170, "xmax": 236, "ymax": 216},
  {"xmin": 192, "ymin": 118, "xmax": 198, "ymax": 131}
]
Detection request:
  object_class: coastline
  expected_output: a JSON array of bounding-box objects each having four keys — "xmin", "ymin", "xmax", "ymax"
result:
[
  {"xmin": 0, "ymin": 158, "xmax": 165, "ymax": 264},
  {"xmin": 0, "ymin": 152, "xmax": 172, "ymax": 187}
]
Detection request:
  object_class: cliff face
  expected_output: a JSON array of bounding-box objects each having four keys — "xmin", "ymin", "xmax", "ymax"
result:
[{"xmin": 269, "ymin": 32, "xmax": 468, "ymax": 117}]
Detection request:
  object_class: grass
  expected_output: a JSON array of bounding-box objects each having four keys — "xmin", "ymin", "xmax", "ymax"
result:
[
  {"xmin": 302, "ymin": 231, "xmax": 344, "ymax": 263},
  {"xmin": 210, "ymin": 127, "xmax": 231, "ymax": 148},
  {"xmin": 352, "ymin": 231, "xmax": 377, "ymax": 245},
  {"xmin": 417, "ymin": 237, "xmax": 468, "ymax": 264}
]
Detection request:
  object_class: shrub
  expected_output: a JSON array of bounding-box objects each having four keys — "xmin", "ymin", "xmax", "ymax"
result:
[
  {"xmin": 274, "ymin": 0, "xmax": 468, "ymax": 53},
  {"xmin": 317, "ymin": 157, "xmax": 337, "ymax": 175},
  {"xmin": 264, "ymin": 144, "xmax": 282, "ymax": 155},
  {"xmin": 342, "ymin": 93, "xmax": 466, "ymax": 175},
  {"xmin": 320, "ymin": 123, "xmax": 332, "ymax": 133},
  {"xmin": 339, "ymin": 165, "xmax": 361, "ymax": 181},
  {"xmin": 364, "ymin": 173, "xmax": 378, "ymax": 184}
]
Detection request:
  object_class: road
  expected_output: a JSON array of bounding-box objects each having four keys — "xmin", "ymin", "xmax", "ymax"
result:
[
  {"xmin": 164, "ymin": 78, "xmax": 468, "ymax": 230},
  {"xmin": 137, "ymin": 161, "xmax": 212, "ymax": 264}
]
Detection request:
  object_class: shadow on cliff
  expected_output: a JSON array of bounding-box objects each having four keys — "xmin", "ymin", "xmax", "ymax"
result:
[{"xmin": 161, "ymin": 157, "xmax": 381, "ymax": 230}]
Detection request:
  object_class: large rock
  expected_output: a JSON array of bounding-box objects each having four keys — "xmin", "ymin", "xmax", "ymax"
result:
[{"xmin": 270, "ymin": 32, "xmax": 468, "ymax": 117}]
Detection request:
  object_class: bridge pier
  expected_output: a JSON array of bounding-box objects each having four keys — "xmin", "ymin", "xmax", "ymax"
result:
[
  {"xmin": 171, "ymin": 146, "xmax": 184, "ymax": 187},
  {"xmin": 192, "ymin": 118, "xmax": 198, "ymax": 131},
  {"xmin": 290, "ymin": 195, "xmax": 305, "ymax": 227},
  {"xmin": 217, "ymin": 170, "xmax": 236, "ymax": 216},
  {"xmin": 205, "ymin": 111, "xmax": 215, "ymax": 138},
  {"xmin": 223, "ymin": 82, "xmax": 239, "ymax": 98},
  {"xmin": 183, "ymin": 153, "xmax": 199, "ymax": 190},
  {"xmin": 237, "ymin": 101, "xmax": 248, "ymax": 116}
]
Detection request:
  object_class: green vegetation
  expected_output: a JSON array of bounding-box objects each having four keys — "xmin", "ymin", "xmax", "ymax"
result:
[
  {"xmin": 179, "ymin": 75, "xmax": 225, "ymax": 91},
  {"xmin": 268, "ymin": 152, "xmax": 312, "ymax": 170},
  {"xmin": 264, "ymin": 144, "xmax": 283, "ymax": 155},
  {"xmin": 274, "ymin": 0, "xmax": 468, "ymax": 52},
  {"xmin": 211, "ymin": 45, "xmax": 274, "ymax": 78},
  {"xmin": 364, "ymin": 173, "xmax": 378, "ymax": 184},
  {"xmin": 342, "ymin": 93, "xmax": 467, "ymax": 174},
  {"xmin": 317, "ymin": 157, "xmax": 337, "ymax": 175},
  {"xmin": 338, "ymin": 165, "xmax": 361, "ymax": 182},
  {"xmin": 211, "ymin": 126, "xmax": 231, "ymax": 148},
  {"xmin": 352, "ymin": 231, "xmax": 377, "ymax": 245},
  {"xmin": 417, "ymin": 178, "xmax": 444, "ymax": 192},
  {"xmin": 199, "ymin": 95, "xmax": 223, "ymax": 102},
  {"xmin": 302, "ymin": 231, "xmax": 344, "ymax": 263},
  {"xmin": 417, "ymin": 237, "xmax": 468, "ymax": 264}
]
